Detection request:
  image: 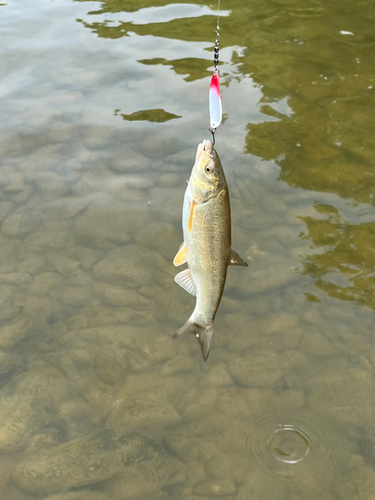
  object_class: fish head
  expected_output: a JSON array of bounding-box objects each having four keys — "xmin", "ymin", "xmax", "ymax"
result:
[{"xmin": 189, "ymin": 139, "xmax": 227, "ymax": 203}]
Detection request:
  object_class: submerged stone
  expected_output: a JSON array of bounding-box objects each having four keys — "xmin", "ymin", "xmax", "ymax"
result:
[
  {"xmin": 12, "ymin": 429, "xmax": 175, "ymax": 494},
  {"xmin": 135, "ymin": 221, "xmax": 178, "ymax": 259},
  {"xmin": 161, "ymin": 355, "xmax": 196, "ymax": 376},
  {"xmin": 308, "ymin": 368, "xmax": 375, "ymax": 426},
  {"xmin": 93, "ymin": 346, "xmax": 128, "ymax": 385},
  {"xmin": 228, "ymin": 352, "xmax": 289, "ymax": 387},
  {"xmin": 74, "ymin": 202, "xmax": 152, "ymax": 247},
  {"xmin": 2, "ymin": 211, "xmax": 42, "ymax": 237},
  {"xmin": 193, "ymin": 478, "xmax": 237, "ymax": 497},
  {"xmin": 0, "ymin": 317, "xmax": 31, "ymax": 349},
  {"xmin": 106, "ymin": 389, "xmax": 182, "ymax": 431},
  {"xmin": 0, "ymin": 392, "xmax": 52, "ymax": 452},
  {"xmin": 237, "ymin": 255, "xmax": 300, "ymax": 295},
  {"xmin": 92, "ymin": 244, "xmax": 169, "ymax": 288},
  {"xmin": 44, "ymin": 493, "xmax": 110, "ymax": 500},
  {"xmin": 24, "ymin": 428, "xmax": 66, "ymax": 457}
]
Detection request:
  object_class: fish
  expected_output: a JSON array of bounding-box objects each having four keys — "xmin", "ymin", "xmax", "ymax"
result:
[{"xmin": 173, "ymin": 139, "xmax": 247, "ymax": 361}]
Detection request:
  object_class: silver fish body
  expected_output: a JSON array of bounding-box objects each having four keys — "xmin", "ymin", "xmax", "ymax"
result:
[{"xmin": 173, "ymin": 139, "xmax": 247, "ymax": 361}]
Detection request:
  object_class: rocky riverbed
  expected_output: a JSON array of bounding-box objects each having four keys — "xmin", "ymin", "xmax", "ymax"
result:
[
  {"xmin": 0, "ymin": 123, "xmax": 373, "ymax": 500},
  {"xmin": 2, "ymin": 0, "xmax": 375, "ymax": 498}
]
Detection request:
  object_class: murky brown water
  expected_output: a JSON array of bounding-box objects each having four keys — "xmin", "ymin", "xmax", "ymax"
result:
[{"xmin": 1, "ymin": 0, "xmax": 375, "ymax": 499}]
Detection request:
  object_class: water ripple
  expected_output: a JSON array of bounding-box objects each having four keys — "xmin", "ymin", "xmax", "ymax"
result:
[{"xmin": 234, "ymin": 402, "xmax": 350, "ymax": 499}]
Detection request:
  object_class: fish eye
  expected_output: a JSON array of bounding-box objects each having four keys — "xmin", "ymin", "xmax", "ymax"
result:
[{"xmin": 205, "ymin": 166, "xmax": 213, "ymax": 174}]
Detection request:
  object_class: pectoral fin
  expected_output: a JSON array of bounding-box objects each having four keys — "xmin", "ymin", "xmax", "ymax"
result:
[
  {"xmin": 174, "ymin": 268, "xmax": 196, "ymax": 296},
  {"xmin": 173, "ymin": 243, "xmax": 187, "ymax": 267},
  {"xmin": 188, "ymin": 200, "xmax": 196, "ymax": 233},
  {"xmin": 228, "ymin": 249, "xmax": 248, "ymax": 267}
]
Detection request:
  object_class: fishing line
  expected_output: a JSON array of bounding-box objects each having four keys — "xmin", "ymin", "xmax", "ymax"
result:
[{"xmin": 208, "ymin": 0, "xmax": 222, "ymax": 145}]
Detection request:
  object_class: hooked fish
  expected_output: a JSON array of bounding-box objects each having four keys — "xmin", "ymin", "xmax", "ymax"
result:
[{"xmin": 173, "ymin": 139, "xmax": 247, "ymax": 361}]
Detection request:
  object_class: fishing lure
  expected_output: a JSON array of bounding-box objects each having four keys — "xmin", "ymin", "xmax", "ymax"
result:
[{"xmin": 209, "ymin": 12, "xmax": 222, "ymax": 144}]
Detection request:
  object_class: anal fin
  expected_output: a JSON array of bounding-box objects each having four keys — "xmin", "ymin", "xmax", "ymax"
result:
[{"xmin": 174, "ymin": 268, "xmax": 196, "ymax": 296}]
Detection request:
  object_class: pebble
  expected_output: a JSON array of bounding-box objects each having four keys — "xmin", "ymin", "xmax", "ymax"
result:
[
  {"xmin": 0, "ymin": 317, "xmax": 31, "ymax": 349},
  {"xmin": 282, "ymin": 350, "xmax": 309, "ymax": 370},
  {"xmin": 228, "ymin": 352, "xmax": 289, "ymax": 387},
  {"xmin": 46, "ymin": 253, "xmax": 80, "ymax": 274},
  {"xmin": 23, "ymin": 296, "xmax": 51, "ymax": 317},
  {"xmin": 161, "ymin": 355, "xmax": 196, "ymax": 376},
  {"xmin": 110, "ymin": 148, "xmax": 152, "ymax": 172},
  {"xmin": 5, "ymin": 183, "xmax": 31, "ymax": 205},
  {"xmin": 0, "ymin": 202, "xmax": 13, "ymax": 222},
  {"xmin": 0, "ymin": 351, "xmax": 19, "ymax": 379},
  {"xmin": 64, "ymin": 247, "xmax": 97, "ymax": 271},
  {"xmin": 237, "ymin": 254, "xmax": 300, "ymax": 294},
  {"xmin": 199, "ymin": 364, "xmax": 232, "ymax": 387},
  {"xmin": 47, "ymin": 121, "xmax": 74, "ymax": 143},
  {"xmin": 223, "ymin": 313, "xmax": 260, "ymax": 350},
  {"xmin": 84, "ymin": 388, "xmax": 114, "ymax": 424},
  {"xmin": 30, "ymin": 272, "xmax": 62, "ymax": 295},
  {"xmin": 59, "ymin": 399, "xmax": 94, "ymax": 438},
  {"xmin": 0, "ymin": 303, "xmax": 20, "ymax": 322},
  {"xmin": 12, "ymin": 430, "xmax": 174, "ymax": 494},
  {"xmin": 0, "ymin": 272, "xmax": 31, "ymax": 285},
  {"xmin": 61, "ymin": 286, "xmax": 91, "ymax": 308},
  {"xmin": 24, "ymin": 428, "xmax": 66, "ymax": 457},
  {"xmin": 2, "ymin": 210, "xmax": 42, "ymax": 236},
  {"xmin": 235, "ymin": 468, "xmax": 285, "ymax": 500},
  {"xmin": 93, "ymin": 282, "xmax": 152, "ymax": 309},
  {"xmin": 46, "ymin": 195, "xmax": 93, "ymax": 221},
  {"xmin": 334, "ymin": 454, "xmax": 375, "ymax": 500},
  {"xmin": 135, "ymin": 221, "xmax": 178, "ymax": 259},
  {"xmin": 260, "ymin": 225, "xmax": 299, "ymax": 248},
  {"xmin": 92, "ymin": 244, "xmax": 169, "ymax": 288},
  {"xmin": 308, "ymin": 368, "xmax": 375, "ymax": 426},
  {"xmin": 44, "ymin": 493, "xmax": 111, "ymax": 500},
  {"xmin": 93, "ymin": 346, "xmax": 128, "ymax": 385},
  {"xmin": 157, "ymin": 173, "xmax": 180, "ymax": 188},
  {"xmin": 18, "ymin": 254, "xmax": 46, "ymax": 274},
  {"xmin": 103, "ymin": 445, "xmax": 183, "ymax": 500},
  {"xmin": 185, "ymin": 461, "xmax": 207, "ymax": 488},
  {"xmin": 0, "ymin": 369, "xmax": 67, "ymax": 452},
  {"xmin": 177, "ymin": 387, "xmax": 219, "ymax": 420},
  {"xmin": 262, "ymin": 312, "xmax": 300, "ymax": 335},
  {"xmin": 300, "ymin": 332, "xmax": 338, "ymax": 357},
  {"xmin": 0, "ymin": 236, "xmax": 17, "ymax": 263},
  {"xmin": 25, "ymin": 228, "xmax": 69, "ymax": 249},
  {"xmin": 302, "ymin": 309, "xmax": 322, "ymax": 323},
  {"xmin": 74, "ymin": 201, "xmax": 151, "ymax": 246},
  {"xmin": 106, "ymin": 389, "xmax": 182, "ymax": 431},
  {"xmin": 193, "ymin": 479, "xmax": 236, "ymax": 497}
]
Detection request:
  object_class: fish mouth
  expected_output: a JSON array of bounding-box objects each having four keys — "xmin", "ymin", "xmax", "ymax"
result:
[{"xmin": 195, "ymin": 139, "xmax": 213, "ymax": 160}]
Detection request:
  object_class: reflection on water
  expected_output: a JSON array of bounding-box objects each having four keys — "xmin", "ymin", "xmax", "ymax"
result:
[{"xmin": 1, "ymin": 0, "xmax": 375, "ymax": 498}]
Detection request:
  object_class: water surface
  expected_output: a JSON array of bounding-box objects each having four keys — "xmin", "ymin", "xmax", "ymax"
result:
[{"xmin": 1, "ymin": 0, "xmax": 375, "ymax": 499}]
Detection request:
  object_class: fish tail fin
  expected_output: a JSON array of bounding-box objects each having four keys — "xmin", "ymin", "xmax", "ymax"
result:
[{"xmin": 173, "ymin": 321, "xmax": 213, "ymax": 362}]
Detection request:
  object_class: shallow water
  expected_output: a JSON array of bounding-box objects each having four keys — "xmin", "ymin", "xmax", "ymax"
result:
[{"xmin": 1, "ymin": 0, "xmax": 375, "ymax": 498}]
